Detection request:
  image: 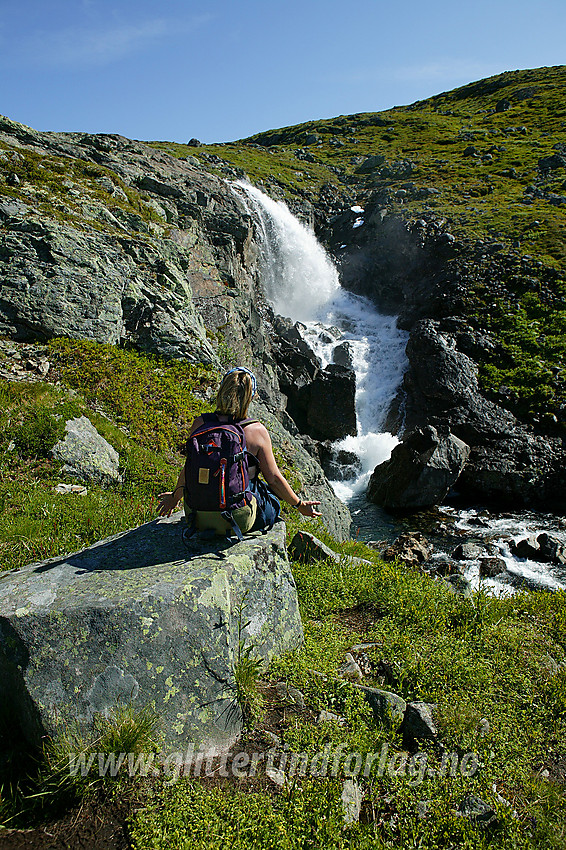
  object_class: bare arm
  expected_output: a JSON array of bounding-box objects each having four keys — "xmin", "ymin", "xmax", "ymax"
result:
[{"xmin": 250, "ymin": 423, "xmax": 321, "ymax": 518}]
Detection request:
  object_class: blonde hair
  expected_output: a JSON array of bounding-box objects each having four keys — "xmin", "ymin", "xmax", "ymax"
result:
[{"xmin": 215, "ymin": 370, "xmax": 254, "ymax": 420}]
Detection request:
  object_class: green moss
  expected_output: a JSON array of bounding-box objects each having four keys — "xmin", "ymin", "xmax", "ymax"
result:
[
  {"xmin": 48, "ymin": 338, "xmax": 215, "ymax": 456},
  {"xmin": 0, "ymin": 340, "xmax": 217, "ymax": 572},
  {"xmin": 0, "ymin": 141, "xmax": 162, "ymax": 236}
]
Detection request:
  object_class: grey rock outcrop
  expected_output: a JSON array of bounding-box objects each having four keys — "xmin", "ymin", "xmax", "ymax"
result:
[
  {"xmin": 51, "ymin": 415, "xmax": 121, "ymax": 485},
  {"xmin": 367, "ymin": 425, "xmax": 470, "ymax": 509},
  {"xmin": 0, "ymin": 516, "xmax": 302, "ymax": 752},
  {"xmin": 271, "ymin": 320, "xmax": 357, "ymax": 441},
  {"xmin": 0, "ymin": 115, "xmax": 280, "ymax": 404},
  {"xmin": 288, "ymin": 531, "xmax": 371, "ymax": 566}
]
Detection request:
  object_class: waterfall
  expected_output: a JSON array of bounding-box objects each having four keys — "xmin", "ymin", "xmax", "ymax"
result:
[{"xmin": 234, "ymin": 181, "xmax": 409, "ymax": 500}]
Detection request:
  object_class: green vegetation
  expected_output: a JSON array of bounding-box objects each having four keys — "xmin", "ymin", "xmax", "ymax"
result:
[
  {"xmin": 1, "ymin": 337, "xmax": 565, "ymax": 847},
  {"xmin": 0, "ymin": 340, "xmax": 215, "ymax": 572},
  {"xmin": 2, "ymin": 69, "xmax": 566, "ymax": 845},
  {"xmin": 0, "ymin": 139, "xmax": 164, "ymax": 236},
  {"xmin": 130, "ymin": 542, "xmax": 566, "ymax": 849},
  {"xmin": 1, "ymin": 702, "xmax": 161, "ymax": 826},
  {"xmin": 150, "ymin": 66, "xmax": 566, "ymax": 265}
]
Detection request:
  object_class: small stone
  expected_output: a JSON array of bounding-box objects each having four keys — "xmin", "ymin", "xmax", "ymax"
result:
[
  {"xmin": 477, "ymin": 718, "xmax": 490, "ymax": 736},
  {"xmin": 275, "ymin": 681, "xmax": 305, "ymax": 708},
  {"xmin": 400, "ymin": 702, "xmax": 438, "ymax": 740},
  {"xmin": 341, "ymin": 779, "xmax": 363, "ymax": 825},
  {"xmin": 357, "ymin": 685, "xmax": 406, "ymax": 724},
  {"xmin": 338, "ymin": 653, "xmax": 364, "ymax": 682},
  {"xmin": 266, "ymin": 767, "xmax": 286, "ymax": 787},
  {"xmin": 318, "ymin": 710, "xmax": 346, "ymax": 725},
  {"xmin": 263, "ymin": 731, "xmax": 282, "ymax": 747}
]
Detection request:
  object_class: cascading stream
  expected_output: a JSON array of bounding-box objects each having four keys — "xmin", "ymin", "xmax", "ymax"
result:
[
  {"xmin": 234, "ymin": 181, "xmax": 566, "ymax": 594},
  {"xmin": 234, "ymin": 181, "xmax": 409, "ymax": 499}
]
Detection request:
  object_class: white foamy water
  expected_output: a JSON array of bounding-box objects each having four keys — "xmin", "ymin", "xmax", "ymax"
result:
[
  {"xmin": 437, "ymin": 506, "xmax": 566, "ymax": 594},
  {"xmin": 234, "ymin": 181, "xmax": 566, "ymax": 595},
  {"xmin": 234, "ymin": 181, "xmax": 408, "ymax": 498}
]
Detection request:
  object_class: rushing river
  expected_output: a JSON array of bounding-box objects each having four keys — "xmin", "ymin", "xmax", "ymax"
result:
[{"xmin": 235, "ymin": 181, "xmax": 566, "ymax": 595}]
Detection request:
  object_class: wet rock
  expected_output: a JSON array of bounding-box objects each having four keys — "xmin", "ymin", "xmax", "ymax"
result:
[
  {"xmin": 380, "ymin": 533, "xmax": 433, "ymax": 567},
  {"xmin": 332, "ymin": 341, "xmax": 355, "ymax": 369},
  {"xmin": 51, "ymin": 416, "xmax": 121, "ymax": 486},
  {"xmin": 304, "ymin": 364, "xmax": 357, "ymax": 440},
  {"xmin": 0, "ymin": 518, "xmax": 302, "ymax": 751},
  {"xmin": 452, "ymin": 542, "xmax": 485, "ymax": 560},
  {"xmin": 318, "ymin": 442, "xmax": 362, "ymax": 481},
  {"xmin": 427, "ymin": 556, "xmax": 461, "ymax": 577},
  {"xmin": 537, "ymin": 532, "xmax": 566, "ymax": 565},
  {"xmin": 510, "ymin": 535, "xmax": 540, "ymax": 559},
  {"xmin": 367, "ymin": 425, "xmax": 470, "ymax": 509},
  {"xmin": 479, "ymin": 557, "xmax": 507, "ymax": 577}
]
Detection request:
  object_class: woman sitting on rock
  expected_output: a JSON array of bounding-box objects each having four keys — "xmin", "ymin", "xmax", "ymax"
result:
[{"xmin": 157, "ymin": 367, "xmax": 321, "ymax": 537}]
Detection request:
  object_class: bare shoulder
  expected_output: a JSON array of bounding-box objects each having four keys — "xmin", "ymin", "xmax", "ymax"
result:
[{"xmin": 243, "ymin": 420, "xmax": 271, "ymax": 451}]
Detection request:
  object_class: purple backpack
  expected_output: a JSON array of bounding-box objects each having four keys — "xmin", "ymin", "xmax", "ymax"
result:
[{"xmin": 184, "ymin": 413, "xmax": 256, "ymax": 515}]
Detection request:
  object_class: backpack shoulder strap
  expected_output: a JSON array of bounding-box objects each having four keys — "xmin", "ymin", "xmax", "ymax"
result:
[
  {"xmin": 238, "ymin": 418, "xmax": 259, "ymax": 427},
  {"xmin": 202, "ymin": 412, "xmax": 220, "ymax": 424}
]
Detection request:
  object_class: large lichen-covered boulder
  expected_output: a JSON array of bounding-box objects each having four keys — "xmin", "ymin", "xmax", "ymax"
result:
[{"xmin": 0, "ymin": 515, "xmax": 302, "ymax": 752}]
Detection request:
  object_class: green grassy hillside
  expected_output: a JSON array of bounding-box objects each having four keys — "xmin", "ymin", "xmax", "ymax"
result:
[
  {"xmin": 151, "ymin": 66, "xmax": 566, "ymax": 431},
  {"xmin": 151, "ymin": 66, "xmax": 566, "ymax": 268}
]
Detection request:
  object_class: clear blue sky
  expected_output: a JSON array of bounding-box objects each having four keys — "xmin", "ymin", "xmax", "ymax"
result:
[{"xmin": 1, "ymin": 0, "xmax": 565, "ymax": 144}]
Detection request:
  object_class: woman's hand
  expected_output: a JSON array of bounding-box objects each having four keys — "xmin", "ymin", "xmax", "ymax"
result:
[
  {"xmin": 295, "ymin": 500, "xmax": 322, "ymax": 518},
  {"xmin": 157, "ymin": 491, "xmax": 181, "ymax": 517}
]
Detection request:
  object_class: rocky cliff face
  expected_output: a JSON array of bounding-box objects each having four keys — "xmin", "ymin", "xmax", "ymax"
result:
[
  {"xmin": 0, "ymin": 116, "xmax": 279, "ymax": 399},
  {"xmin": 0, "ymin": 115, "xmax": 351, "ymax": 537},
  {"xmin": 3, "ymin": 101, "xmax": 566, "ymax": 514},
  {"xmin": 322, "ymin": 205, "xmax": 566, "ymax": 509}
]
